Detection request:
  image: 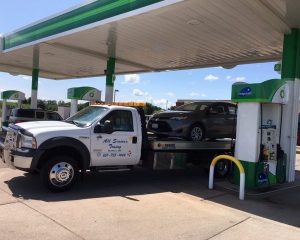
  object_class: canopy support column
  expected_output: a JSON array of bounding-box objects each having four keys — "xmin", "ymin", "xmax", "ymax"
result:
[
  {"xmin": 70, "ymin": 99, "xmax": 78, "ymax": 116},
  {"xmin": 1, "ymin": 99, "xmax": 7, "ymax": 126},
  {"xmin": 31, "ymin": 46, "xmax": 40, "ymax": 109},
  {"xmin": 280, "ymin": 28, "xmax": 300, "ymax": 182},
  {"xmin": 105, "ymin": 58, "xmax": 115, "ymax": 103},
  {"xmin": 31, "ymin": 69, "xmax": 39, "ymax": 108}
]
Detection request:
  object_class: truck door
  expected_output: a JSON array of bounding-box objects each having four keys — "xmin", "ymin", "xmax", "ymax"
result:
[{"xmin": 91, "ymin": 109, "xmax": 140, "ymax": 166}]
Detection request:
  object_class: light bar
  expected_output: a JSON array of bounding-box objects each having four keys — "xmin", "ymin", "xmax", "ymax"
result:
[{"xmin": 92, "ymin": 102, "xmax": 146, "ymax": 107}]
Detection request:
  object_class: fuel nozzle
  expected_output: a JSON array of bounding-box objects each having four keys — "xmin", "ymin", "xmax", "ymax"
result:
[
  {"xmin": 262, "ymin": 147, "xmax": 269, "ymax": 161},
  {"xmin": 263, "ymin": 162, "xmax": 269, "ymax": 174}
]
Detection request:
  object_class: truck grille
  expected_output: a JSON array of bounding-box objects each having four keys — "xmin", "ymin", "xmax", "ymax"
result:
[{"xmin": 4, "ymin": 129, "xmax": 18, "ymax": 150}]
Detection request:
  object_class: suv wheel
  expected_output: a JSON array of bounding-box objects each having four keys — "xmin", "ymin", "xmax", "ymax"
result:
[
  {"xmin": 40, "ymin": 155, "xmax": 79, "ymax": 192},
  {"xmin": 189, "ymin": 124, "xmax": 205, "ymax": 141}
]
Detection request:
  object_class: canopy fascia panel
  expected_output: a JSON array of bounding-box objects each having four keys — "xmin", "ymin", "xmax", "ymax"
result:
[{"xmin": 2, "ymin": 0, "xmax": 179, "ymax": 52}]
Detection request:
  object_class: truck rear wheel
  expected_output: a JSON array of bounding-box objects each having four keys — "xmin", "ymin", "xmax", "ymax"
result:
[
  {"xmin": 40, "ymin": 155, "xmax": 79, "ymax": 192},
  {"xmin": 215, "ymin": 159, "xmax": 231, "ymax": 177}
]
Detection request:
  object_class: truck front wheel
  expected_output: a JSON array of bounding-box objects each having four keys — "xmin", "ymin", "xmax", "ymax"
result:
[{"xmin": 40, "ymin": 155, "xmax": 79, "ymax": 192}]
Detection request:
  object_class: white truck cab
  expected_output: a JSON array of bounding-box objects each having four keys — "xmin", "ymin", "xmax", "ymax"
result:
[{"xmin": 1, "ymin": 105, "xmax": 145, "ymax": 192}]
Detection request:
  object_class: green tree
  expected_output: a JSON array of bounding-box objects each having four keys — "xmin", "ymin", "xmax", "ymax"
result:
[
  {"xmin": 78, "ymin": 102, "xmax": 89, "ymax": 111},
  {"xmin": 58, "ymin": 101, "xmax": 70, "ymax": 107},
  {"xmin": 37, "ymin": 100, "xmax": 46, "ymax": 110},
  {"xmin": 46, "ymin": 100, "xmax": 58, "ymax": 111},
  {"xmin": 143, "ymin": 102, "xmax": 162, "ymax": 115}
]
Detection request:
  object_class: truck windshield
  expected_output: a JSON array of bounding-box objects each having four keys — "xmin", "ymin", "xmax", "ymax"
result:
[{"xmin": 65, "ymin": 106, "xmax": 108, "ymax": 127}]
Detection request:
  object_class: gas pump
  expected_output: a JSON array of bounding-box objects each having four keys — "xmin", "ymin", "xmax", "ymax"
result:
[
  {"xmin": 1, "ymin": 90, "xmax": 25, "ymax": 127},
  {"xmin": 67, "ymin": 87, "xmax": 101, "ymax": 116},
  {"xmin": 231, "ymin": 79, "xmax": 289, "ymax": 188}
]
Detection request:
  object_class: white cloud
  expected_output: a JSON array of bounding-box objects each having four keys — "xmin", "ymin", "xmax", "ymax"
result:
[
  {"xmin": 123, "ymin": 74, "xmax": 140, "ymax": 84},
  {"xmin": 226, "ymin": 75, "xmax": 231, "ymax": 80},
  {"xmin": 201, "ymin": 94, "xmax": 207, "ymax": 97},
  {"xmin": 153, "ymin": 99, "xmax": 168, "ymax": 108},
  {"xmin": 167, "ymin": 92, "xmax": 174, "ymax": 97},
  {"xmin": 235, "ymin": 77, "xmax": 246, "ymax": 82},
  {"xmin": 204, "ymin": 74, "xmax": 219, "ymax": 81},
  {"xmin": 19, "ymin": 75, "xmax": 30, "ymax": 80},
  {"xmin": 133, "ymin": 89, "xmax": 148, "ymax": 97},
  {"xmin": 145, "ymin": 96, "xmax": 153, "ymax": 101},
  {"xmin": 227, "ymin": 76, "xmax": 246, "ymax": 82},
  {"xmin": 190, "ymin": 92, "xmax": 199, "ymax": 97}
]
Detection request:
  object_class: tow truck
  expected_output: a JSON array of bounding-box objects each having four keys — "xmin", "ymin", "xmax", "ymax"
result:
[{"xmin": 0, "ymin": 103, "xmax": 234, "ymax": 192}]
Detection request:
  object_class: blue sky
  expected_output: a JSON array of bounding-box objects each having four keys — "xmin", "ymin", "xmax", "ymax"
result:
[{"xmin": 0, "ymin": 0, "xmax": 280, "ymax": 108}]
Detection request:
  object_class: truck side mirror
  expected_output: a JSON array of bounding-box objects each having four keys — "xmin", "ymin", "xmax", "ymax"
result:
[
  {"xmin": 102, "ymin": 120, "xmax": 113, "ymax": 134},
  {"xmin": 94, "ymin": 120, "xmax": 113, "ymax": 134},
  {"xmin": 94, "ymin": 124, "xmax": 102, "ymax": 133}
]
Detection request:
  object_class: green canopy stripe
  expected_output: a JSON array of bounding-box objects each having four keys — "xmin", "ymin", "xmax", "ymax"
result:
[{"xmin": 3, "ymin": 0, "xmax": 163, "ymax": 50}]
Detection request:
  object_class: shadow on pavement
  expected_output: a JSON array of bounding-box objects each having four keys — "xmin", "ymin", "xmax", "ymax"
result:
[
  {"xmin": 4, "ymin": 168, "xmax": 300, "ymax": 228},
  {"xmin": 5, "ymin": 168, "xmax": 211, "ymax": 201}
]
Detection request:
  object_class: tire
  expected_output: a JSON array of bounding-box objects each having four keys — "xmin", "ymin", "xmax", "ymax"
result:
[
  {"xmin": 189, "ymin": 124, "xmax": 205, "ymax": 141},
  {"xmin": 215, "ymin": 160, "xmax": 231, "ymax": 177},
  {"xmin": 40, "ymin": 155, "xmax": 79, "ymax": 192}
]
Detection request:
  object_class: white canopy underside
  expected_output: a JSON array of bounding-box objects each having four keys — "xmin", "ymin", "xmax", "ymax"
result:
[{"xmin": 0, "ymin": 0, "xmax": 299, "ymax": 80}]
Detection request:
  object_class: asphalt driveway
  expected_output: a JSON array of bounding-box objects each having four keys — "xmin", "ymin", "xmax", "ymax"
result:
[{"xmin": 0, "ymin": 158, "xmax": 300, "ymax": 240}]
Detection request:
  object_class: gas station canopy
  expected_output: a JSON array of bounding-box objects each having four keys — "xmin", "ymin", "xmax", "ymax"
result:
[{"xmin": 0, "ymin": 0, "xmax": 300, "ymax": 79}]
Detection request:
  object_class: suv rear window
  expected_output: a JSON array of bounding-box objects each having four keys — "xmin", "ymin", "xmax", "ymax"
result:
[
  {"xmin": 47, "ymin": 112, "xmax": 61, "ymax": 120},
  {"xmin": 11, "ymin": 109, "xmax": 35, "ymax": 118},
  {"xmin": 36, "ymin": 111, "xmax": 45, "ymax": 119}
]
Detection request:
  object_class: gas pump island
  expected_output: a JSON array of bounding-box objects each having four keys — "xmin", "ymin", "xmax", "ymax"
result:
[
  {"xmin": 67, "ymin": 87, "xmax": 101, "ymax": 116},
  {"xmin": 1, "ymin": 90, "xmax": 25, "ymax": 127},
  {"xmin": 231, "ymin": 79, "xmax": 290, "ymax": 189}
]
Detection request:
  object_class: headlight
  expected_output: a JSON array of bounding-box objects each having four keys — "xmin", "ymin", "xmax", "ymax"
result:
[
  {"xmin": 17, "ymin": 134, "xmax": 37, "ymax": 149},
  {"xmin": 170, "ymin": 116, "xmax": 188, "ymax": 120}
]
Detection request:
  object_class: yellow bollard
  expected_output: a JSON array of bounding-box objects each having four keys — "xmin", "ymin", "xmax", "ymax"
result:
[{"xmin": 208, "ymin": 155, "xmax": 245, "ymax": 200}]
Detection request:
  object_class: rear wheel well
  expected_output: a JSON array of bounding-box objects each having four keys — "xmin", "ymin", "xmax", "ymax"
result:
[
  {"xmin": 37, "ymin": 146, "xmax": 84, "ymax": 171},
  {"xmin": 189, "ymin": 122, "xmax": 205, "ymax": 132}
]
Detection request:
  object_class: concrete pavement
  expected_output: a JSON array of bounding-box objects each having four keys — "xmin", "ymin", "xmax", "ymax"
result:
[{"xmin": 0, "ymin": 158, "xmax": 300, "ymax": 240}]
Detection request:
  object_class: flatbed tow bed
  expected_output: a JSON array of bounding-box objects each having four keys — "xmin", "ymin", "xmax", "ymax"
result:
[
  {"xmin": 145, "ymin": 138, "xmax": 234, "ymax": 173},
  {"xmin": 149, "ymin": 139, "xmax": 234, "ymax": 151}
]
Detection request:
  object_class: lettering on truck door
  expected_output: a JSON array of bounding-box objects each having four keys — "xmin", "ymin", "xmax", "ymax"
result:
[{"xmin": 91, "ymin": 109, "xmax": 139, "ymax": 166}]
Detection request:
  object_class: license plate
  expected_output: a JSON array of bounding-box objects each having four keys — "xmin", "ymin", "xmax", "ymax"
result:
[
  {"xmin": 4, "ymin": 131, "xmax": 15, "ymax": 149},
  {"xmin": 152, "ymin": 123, "xmax": 158, "ymax": 129}
]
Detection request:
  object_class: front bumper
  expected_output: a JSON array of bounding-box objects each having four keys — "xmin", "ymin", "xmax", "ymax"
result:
[
  {"xmin": 1, "ymin": 146, "xmax": 38, "ymax": 171},
  {"xmin": 148, "ymin": 120, "xmax": 189, "ymax": 138}
]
